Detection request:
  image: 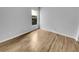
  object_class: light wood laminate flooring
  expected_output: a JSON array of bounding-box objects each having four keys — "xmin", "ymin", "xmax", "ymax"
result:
[{"xmin": 0, "ymin": 29, "xmax": 79, "ymax": 52}]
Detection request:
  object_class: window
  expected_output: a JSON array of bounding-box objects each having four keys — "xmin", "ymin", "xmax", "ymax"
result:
[{"xmin": 32, "ymin": 10, "xmax": 38, "ymax": 25}]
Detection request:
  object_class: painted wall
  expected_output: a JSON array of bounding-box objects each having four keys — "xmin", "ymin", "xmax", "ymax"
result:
[
  {"xmin": 0, "ymin": 7, "xmax": 38, "ymax": 42},
  {"xmin": 76, "ymin": 8, "xmax": 79, "ymax": 40},
  {"xmin": 40, "ymin": 7, "xmax": 78, "ymax": 40}
]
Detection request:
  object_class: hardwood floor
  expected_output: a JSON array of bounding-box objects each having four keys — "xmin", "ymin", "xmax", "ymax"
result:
[{"xmin": 0, "ymin": 29, "xmax": 79, "ymax": 52}]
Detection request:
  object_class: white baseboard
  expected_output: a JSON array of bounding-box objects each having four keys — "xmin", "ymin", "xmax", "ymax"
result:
[
  {"xmin": 41, "ymin": 27, "xmax": 78, "ymax": 41},
  {"xmin": 0, "ymin": 26, "xmax": 78, "ymax": 43},
  {"xmin": 0, "ymin": 26, "xmax": 38, "ymax": 43}
]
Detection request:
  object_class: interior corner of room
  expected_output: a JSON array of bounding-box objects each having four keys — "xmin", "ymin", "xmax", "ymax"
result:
[{"xmin": 0, "ymin": 7, "xmax": 79, "ymax": 52}]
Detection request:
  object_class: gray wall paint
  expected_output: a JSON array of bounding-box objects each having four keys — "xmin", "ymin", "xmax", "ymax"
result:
[
  {"xmin": 40, "ymin": 7, "xmax": 78, "ymax": 39},
  {"xmin": 0, "ymin": 7, "xmax": 38, "ymax": 42},
  {"xmin": 76, "ymin": 8, "xmax": 79, "ymax": 40},
  {"xmin": 0, "ymin": 7, "xmax": 79, "ymax": 41}
]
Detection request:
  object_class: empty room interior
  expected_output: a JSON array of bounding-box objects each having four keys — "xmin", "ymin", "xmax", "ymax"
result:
[{"xmin": 0, "ymin": 7, "xmax": 79, "ymax": 52}]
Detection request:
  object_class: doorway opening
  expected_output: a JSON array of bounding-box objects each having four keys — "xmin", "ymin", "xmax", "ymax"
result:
[{"xmin": 32, "ymin": 10, "xmax": 38, "ymax": 25}]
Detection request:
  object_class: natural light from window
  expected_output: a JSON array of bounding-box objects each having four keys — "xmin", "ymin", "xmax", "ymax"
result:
[{"xmin": 32, "ymin": 10, "xmax": 38, "ymax": 16}]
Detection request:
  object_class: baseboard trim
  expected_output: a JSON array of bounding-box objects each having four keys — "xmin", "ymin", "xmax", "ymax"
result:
[
  {"xmin": 0, "ymin": 27, "xmax": 78, "ymax": 43},
  {"xmin": 41, "ymin": 28, "xmax": 77, "ymax": 41},
  {"xmin": 0, "ymin": 26, "xmax": 39, "ymax": 43}
]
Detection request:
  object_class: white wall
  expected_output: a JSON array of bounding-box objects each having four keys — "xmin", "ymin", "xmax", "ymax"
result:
[
  {"xmin": 0, "ymin": 7, "xmax": 38, "ymax": 42},
  {"xmin": 40, "ymin": 7, "xmax": 78, "ymax": 40},
  {"xmin": 76, "ymin": 8, "xmax": 79, "ymax": 40},
  {"xmin": 0, "ymin": 7, "xmax": 79, "ymax": 42}
]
